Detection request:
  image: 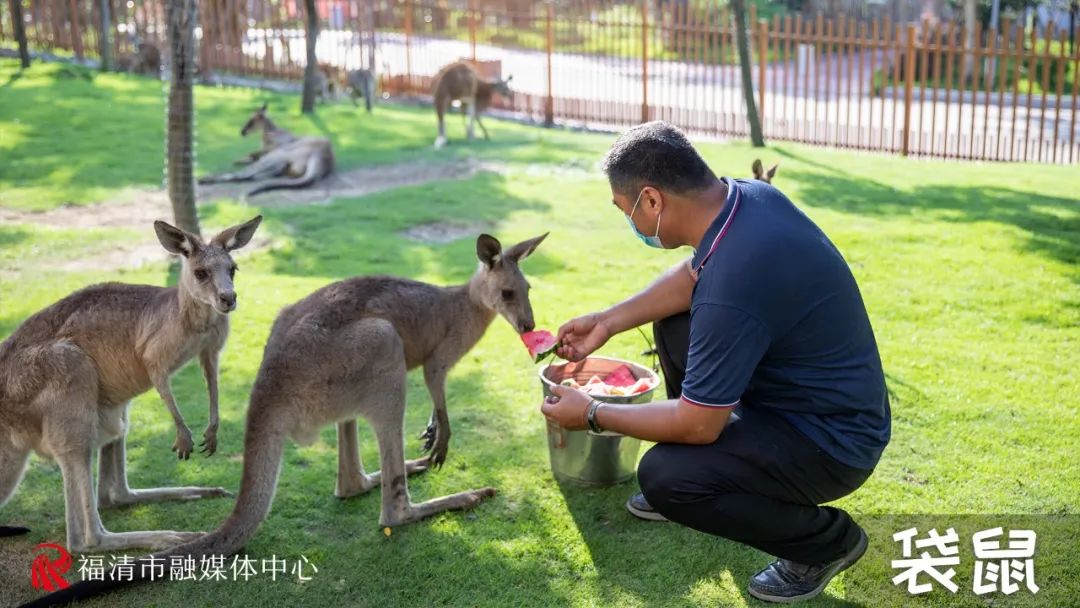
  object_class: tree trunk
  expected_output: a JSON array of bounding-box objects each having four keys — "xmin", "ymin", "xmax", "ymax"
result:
[
  {"xmin": 731, "ymin": 0, "xmax": 764, "ymax": 147},
  {"xmin": 962, "ymin": 0, "xmax": 976, "ymax": 83},
  {"xmin": 98, "ymin": 0, "xmax": 112, "ymax": 71},
  {"xmin": 10, "ymin": 0, "xmax": 30, "ymax": 68},
  {"xmin": 300, "ymin": 0, "xmax": 319, "ymax": 114},
  {"xmin": 166, "ymin": 0, "xmax": 201, "ymax": 235}
]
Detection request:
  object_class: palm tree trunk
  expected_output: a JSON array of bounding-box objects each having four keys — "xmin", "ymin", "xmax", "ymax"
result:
[
  {"xmin": 731, "ymin": 0, "xmax": 764, "ymax": 147},
  {"xmin": 166, "ymin": 0, "xmax": 200, "ymax": 235},
  {"xmin": 98, "ymin": 0, "xmax": 111, "ymax": 71},
  {"xmin": 10, "ymin": 0, "xmax": 30, "ymax": 68},
  {"xmin": 300, "ymin": 0, "xmax": 319, "ymax": 114}
]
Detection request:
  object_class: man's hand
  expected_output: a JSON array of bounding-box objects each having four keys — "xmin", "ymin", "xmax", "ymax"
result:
[
  {"xmin": 540, "ymin": 384, "xmax": 591, "ymax": 430},
  {"xmin": 556, "ymin": 313, "xmax": 613, "ymax": 362}
]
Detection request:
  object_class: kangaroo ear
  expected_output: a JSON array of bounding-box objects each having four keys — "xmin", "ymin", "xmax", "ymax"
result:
[
  {"xmin": 259, "ymin": 102, "xmax": 268, "ymax": 113},
  {"xmin": 212, "ymin": 215, "xmax": 263, "ymax": 251},
  {"xmin": 767, "ymin": 163, "xmax": 779, "ymax": 180},
  {"xmin": 505, "ymin": 232, "xmax": 548, "ymax": 263},
  {"xmin": 476, "ymin": 234, "xmax": 503, "ymax": 268},
  {"xmin": 752, "ymin": 159, "xmax": 764, "ymax": 179},
  {"xmin": 154, "ymin": 220, "xmax": 200, "ymax": 257},
  {"xmin": 505, "ymin": 74, "xmax": 513, "ymax": 83}
]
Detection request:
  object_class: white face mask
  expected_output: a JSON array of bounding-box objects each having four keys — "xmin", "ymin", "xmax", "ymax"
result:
[{"xmin": 626, "ymin": 188, "xmax": 664, "ymax": 248}]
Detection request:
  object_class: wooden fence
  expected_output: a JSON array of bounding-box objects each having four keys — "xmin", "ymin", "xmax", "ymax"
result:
[{"xmin": 2, "ymin": 0, "xmax": 1078, "ymax": 164}]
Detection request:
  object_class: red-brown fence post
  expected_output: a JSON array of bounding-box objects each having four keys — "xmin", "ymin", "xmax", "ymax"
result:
[
  {"xmin": 641, "ymin": 0, "xmax": 649, "ymax": 123},
  {"xmin": 68, "ymin": 0, "xmax": 83, "ymax": 58},
  {"xmin": 544, "ymin": 1, "xmax": 554, "ymax": 126},
  {"xmin": 758, "ymin": 18, "xmax": 767, "ymax": 129},
  {"xmin": 469, "ymin": 0, "xmax": 477, "ymax": 61},
  {"xmin": 404, "ymin": 0, "xmax": 413, "ymax": 89},
  {"xmin": 902, "ymin": 24, "xmax": 916, "ymax": 156}
]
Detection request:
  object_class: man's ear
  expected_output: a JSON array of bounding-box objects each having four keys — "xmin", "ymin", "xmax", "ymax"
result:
[
  {"xmin": 212, "ymin": 215, "xmax": 263, "ymax": 251},
  {"xmin": 505, "ymin": 232, "xmax": 548, "ymax": 263},
  {"xmin": 476, "ymin": 234, "xmax": 503, "ymax": 268},
  {"xmin": 154, "ymin": 221, "xmax": 200, "ymax": 257}
]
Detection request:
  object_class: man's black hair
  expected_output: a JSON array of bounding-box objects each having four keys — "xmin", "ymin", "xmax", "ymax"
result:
[{"xmin": 601, "ymin": 121, "xmax": 717, "ymax": 196}]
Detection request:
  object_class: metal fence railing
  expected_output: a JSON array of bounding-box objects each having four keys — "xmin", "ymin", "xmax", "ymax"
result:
[{"xmin": 2, "ymin": 0, "xmax": 1078, "ymax": 164}]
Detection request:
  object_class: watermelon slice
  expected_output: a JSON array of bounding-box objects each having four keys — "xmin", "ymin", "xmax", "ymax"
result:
[
  {"xmin": 603, "ymin": 364, "xmax": 637, "ymax": 387},
  {"xmin": 521, "ymin": 330, "xmax": 559, "ymax": 363}
]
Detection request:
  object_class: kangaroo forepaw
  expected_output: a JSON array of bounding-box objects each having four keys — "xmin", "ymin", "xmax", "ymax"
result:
[
  {"xmin": 172, "ymin": 428, "xmax": 194, "ymax": 460},
  {"xmin": 420, "ymin": 422, "xmax": 437, "ymax": 452},
  {"xmin": 200, "ymin": 425, "xmax": 218, "ymax": 456}
]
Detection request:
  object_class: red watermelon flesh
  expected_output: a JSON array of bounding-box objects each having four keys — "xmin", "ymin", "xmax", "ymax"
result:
[
  {"xmin": 604, "ymin": 364, "xmax": 637, "ymax": 387},
  {"xmin": 521, "ymin": 330, "xmax": 559, "ymax": 363}
]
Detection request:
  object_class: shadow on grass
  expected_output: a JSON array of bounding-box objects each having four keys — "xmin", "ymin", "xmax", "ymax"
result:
[
  {"xmin": 783, "ymin": 167, "xmax": 1080, "ymax": 282},
  {"xmin": 556, "ymin": 477, "xmax": 869, "ymax": 607},
  {"xmin": 262, "ymin": 170, "xmax": 558, "ymax": 283}
]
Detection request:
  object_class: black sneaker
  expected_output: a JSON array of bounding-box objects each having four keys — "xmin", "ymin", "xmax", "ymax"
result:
[
  {"xmin": 625, "ymin": 492, "xmax": 668, "ymax": 522},
  {"xmin": 748, "ymin": 527, "xmax": 868, "ymax": 603}
]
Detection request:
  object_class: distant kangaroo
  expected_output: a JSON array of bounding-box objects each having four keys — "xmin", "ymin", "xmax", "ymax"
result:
[
  {"xmin": 200, "ymin": 107, "xmax": 334, "ymax": 197},
  {"xmin": 432, "ymin": 61, "xmax": 513, "ymax": 148},
  {"xmin": 114, "ymin": 36, "xmax": 161, "ymax": 76},
  {"xmin": 232, "ymin": 103, "xmax": 298, "ymax": 166},
  {"xmin": 752, "ymin": 159, "xmax": 779, "ymax": 184},
  {"xmin": 345, "ymin": 68, "xmax": 376, "ymax": 112},
  {"xmin": 0, "ymin": 216, "xmax": 262, "ymax": 553},
  {"xmin": 23, "ymin": 233, "xmax": 547, "ymax": 607}
]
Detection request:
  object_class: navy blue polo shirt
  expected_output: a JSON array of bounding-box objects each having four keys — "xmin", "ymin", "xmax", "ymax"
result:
[{"xmin": 681, "ymin": 177, "xmax": 890, "ymax": 469}]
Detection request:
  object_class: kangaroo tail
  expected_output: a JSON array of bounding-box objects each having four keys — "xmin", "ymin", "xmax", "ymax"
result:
[
  {"xmin": 246, "ymin": 157, "xmax": 325, "ymax": 197},
  {"xmin": 18, "ymin": 414, "xmax": 288, "ymax": 608}
]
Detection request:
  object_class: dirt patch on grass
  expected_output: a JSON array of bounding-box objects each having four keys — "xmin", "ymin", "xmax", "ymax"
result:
[
  {"xmin": 402, "ymin": 221, "xmax": 491, "ymax": 244},
  {"xmin": 2, "ymin": 159, "xmax": 501, "ymax": 272}
]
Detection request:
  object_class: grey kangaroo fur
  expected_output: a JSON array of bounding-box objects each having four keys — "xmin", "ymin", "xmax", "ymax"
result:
[
  {"xmin": 0, "ymin": 216, "xmax": 262, "ymax": 553},
  {"xmin": 20, "ymin": 233, "xmax": 547, "ymax": 608},
  {"xmin": 345, "ymin": 68, "xmax": 376, "ymax": 112},
  {"xmin": 432, "ymin": 61, "xmax": 513, "ymax": 148},
  {"xmin": 200, "ymin": 105, "xmax": 334, "ymax": 197}
]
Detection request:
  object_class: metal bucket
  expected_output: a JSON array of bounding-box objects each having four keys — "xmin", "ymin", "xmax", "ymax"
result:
[{"xmin": 539, "ymin": 356, "xmax": 659, "ymax": 486}]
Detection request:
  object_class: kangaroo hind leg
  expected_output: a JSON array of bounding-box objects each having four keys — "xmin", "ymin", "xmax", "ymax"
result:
[
  {"xmin": 0, "ymin": 430, "xmax": 32, "ymax": 535},
  {"xmin": 350, "ymin": 321, "xmax": 493, "ymax": 528},
  {"xmin": 335, "ymin": 419, "xmax": 428, "ymax": 499}
]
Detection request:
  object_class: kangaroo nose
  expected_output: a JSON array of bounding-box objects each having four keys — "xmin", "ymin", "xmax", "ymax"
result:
[
  {"xmin": 219, "ymin": 292, "xmax": 237, "ymax": 309},
  {"xmin": 520, "ymin": 320, "xmax": 535, "ymax": 333}
]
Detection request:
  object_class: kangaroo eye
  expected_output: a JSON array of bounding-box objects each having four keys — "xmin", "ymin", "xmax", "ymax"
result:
[
  {"xmin": 194, "ymin": 269, "xmax": 209, "ymax": 281},
  {"xmin": 501, "ymin": 290, "xmax": 514, "ymax": 302}
]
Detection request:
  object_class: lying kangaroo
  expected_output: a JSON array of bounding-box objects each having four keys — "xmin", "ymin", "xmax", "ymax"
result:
[
  {"xmin": 114, "ymin": 37, "xmax": 161, "ymax": 76},
  {"xmin": 752, "ymin": 159, "xmax": 779, "ymax": 184},
  {"xmin": 432, "ymin": 60, "xmax": 513, "ymax": 148},
  {"xmin": 345, "ymin": 67, "xmax": 376, "ymax": 112},
  {"xmin": 234, "ymin": 103, "xmax": 298, "ymax": 166},
  {"xmin": 0, "ymin": 216, "xmax": 262, "ymax": 553},
  {"xmin": 200, "ymin": 109, "xmax": 334, "ymax": 197},
  {"xmin": 23, "ymin": 233, "xmax": 547, "ymax": 607}
]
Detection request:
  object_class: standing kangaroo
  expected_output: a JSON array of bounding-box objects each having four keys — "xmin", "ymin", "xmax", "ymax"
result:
[
  {"xmin": 22, "ymin": 233, "xmax": 547, "ymax": 607},
  {"xmin": 432, "ymin": 61, "xmax": 513, "ymax": 148},
  {"xmin": 200, "ymin": 108, "xmax": 334, "ymax": 197},
  {"xmin": 345, "ymin": 68, "xmax": 376, "ymax": 112},
  {"xmin": 0, "ymin": 216, "xmax": 262, "ymax": 553}
]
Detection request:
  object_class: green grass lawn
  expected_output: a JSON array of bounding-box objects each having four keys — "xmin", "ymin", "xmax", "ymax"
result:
[{"xmin": 1, "ymin": 58, "xmax": 1079, "ymax": 607}]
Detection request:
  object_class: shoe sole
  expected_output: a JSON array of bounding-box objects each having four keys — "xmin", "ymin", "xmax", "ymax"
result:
[
  {"xmin": 625, "ymin": 498, "xmax": 669, "ymax": 522},
  {"xmin": 747, "ymin": 529, "xmax": 869, "ymax": 604}
]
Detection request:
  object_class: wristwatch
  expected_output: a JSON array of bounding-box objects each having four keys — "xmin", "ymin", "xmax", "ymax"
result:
[{"xmin": 586, "ymin": 399, "xmax": 605, "ymax": 434}]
